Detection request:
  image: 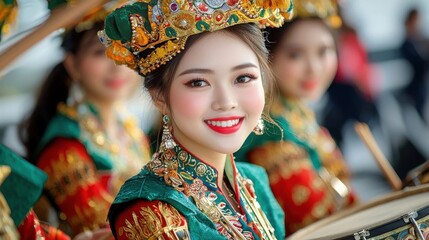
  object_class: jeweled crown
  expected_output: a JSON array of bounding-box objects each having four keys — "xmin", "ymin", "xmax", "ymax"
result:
[{"xmin": 98, "ymin": 0, "xmax": 294, "ymax": 76}]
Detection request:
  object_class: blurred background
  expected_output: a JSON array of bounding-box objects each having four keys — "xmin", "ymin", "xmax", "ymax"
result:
[{"xmin": 1, "ymin": 0, "xmax": 429, "ymax": 202}]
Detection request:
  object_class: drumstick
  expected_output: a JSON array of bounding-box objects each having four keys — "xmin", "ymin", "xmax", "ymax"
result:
[
  {"xmin": 354, "ymin": 122, "xmax": 402, "ymax": 191},
  {"xmin": 0, "ymin": 0, "xmax": 109, "ymax": 72}
]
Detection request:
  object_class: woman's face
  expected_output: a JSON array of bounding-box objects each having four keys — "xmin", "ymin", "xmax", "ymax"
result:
[
  {"xmin": 68, "ymin": 32, "xmax": 139, "ymax": 102},
  {"xmin": 271, "ymin": 19, "xmax": 337, "ymax": 101},
  {"xmin": 165, "ymin": 31, "xmax": 265, "ymax": 160}
]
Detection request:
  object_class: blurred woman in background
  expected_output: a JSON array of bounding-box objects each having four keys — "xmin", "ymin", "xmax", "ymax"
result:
[
  {"xmin": 235, "ymin": 0, "xmax": 357, "ymax": 234},
  {"xmin": 19, "ymin": 13, "xmax": 151, "ymax": 237}
]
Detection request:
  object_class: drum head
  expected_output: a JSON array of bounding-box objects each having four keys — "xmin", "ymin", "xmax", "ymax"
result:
[{"xmin": 288, "ymin": 185, "xmax": 429, "ymax": 240}]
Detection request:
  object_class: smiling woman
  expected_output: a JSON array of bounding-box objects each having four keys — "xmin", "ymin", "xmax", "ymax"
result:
[
  {"xmin": 165, "ymin": 30, "xmax": 265, "ymax": 169},
  {"xmin": 100, "ymin": 0, "xmax": 293, "ymax": 239}
]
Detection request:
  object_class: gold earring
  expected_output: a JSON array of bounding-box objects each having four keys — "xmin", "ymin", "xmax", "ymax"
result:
[
  {"xmin": 160, "ymin": 115, "xmax": 176, "ymax": 150},
  {"xmin": 253, "ymin": 118, "xmax": 265, "ymax": 135}
]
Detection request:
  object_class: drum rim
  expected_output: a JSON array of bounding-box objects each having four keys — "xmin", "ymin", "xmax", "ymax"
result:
[{"xmin": 287, "ymin": 184, "xmax": 429, "ymax": 240}]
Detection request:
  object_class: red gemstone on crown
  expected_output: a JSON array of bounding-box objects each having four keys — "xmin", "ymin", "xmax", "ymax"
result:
[
  {"xmin": 198, "ymin": 3, "xmax": 208, "ymax": 12},
  {"xmin": 227, "ymin": 0, "xmax": 238, "ymax": 6}
]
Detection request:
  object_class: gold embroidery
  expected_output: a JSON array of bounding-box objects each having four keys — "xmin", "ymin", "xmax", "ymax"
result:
[
  {"xmin": 118, "ymin": 202, "xmax": 189, "ymax": 240},
  {"xmin": 292, "ymin": 185, "xmax": 310, "ymax": 206},
  {"xmin": 248, "ymin": 141, "xmax": 309, "ymax": 175},
  {"xmin": 159, "ymin": 203, "xmax": 183, "ymax": 230},
  {"xmin": 44, "ymin": 149, "xmax": 98, "ymax": 203},
  {"xmin": 0, "ymin": 166, "xmax": 19, "ymax": 240},
  {"xmin": 58, "ymin": 102, "xmax": 151, "ymax": 184},
  {"xmin": 316, "ymin": 130, "xmax": 349, "ymax": 179},
  {"xmin": 311, "ymin": 193, "xmax": 334, "ymax": 221},
  {"xmin": 274, "ymin": 99, "xmax": 353, "ymax": 207},
  {"xmin": 148, "ymin": 148, "xmax": 217, "ymax": 190},
  {"xmin": 289, "ymin": 192, "xmax": 334, "ymax": 232},
  {"xmin": 312, "ymin": 177, "xmax": 325, "ymax": 190},
  {"xmin": 69, "ymin": 191, "xmax": 113, "ymax": 232}
]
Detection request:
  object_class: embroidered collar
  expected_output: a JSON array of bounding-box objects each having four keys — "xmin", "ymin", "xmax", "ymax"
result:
[
  {"xmin": 147, "ymin": 143, "xmax": 240, "ymax": 193},
  {"xmin": 147, "ymin": 143, "xmax": 278, "ymax": 239},
  {"xmin": 56, "ymin": 101, "xmax": 150, "ymax": 173},
  {"xmin": 271, "ymin": 97, "xmax": 318, "ymax": 139},
  {"xmin": 271, "ymin": 96, "xmax": 313, "ymax": 118}
]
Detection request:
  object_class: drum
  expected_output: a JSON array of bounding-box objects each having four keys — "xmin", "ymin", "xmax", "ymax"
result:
[
  {"xmin": 403, "ymin": 162, "xmax": 429, "ymax": 187},
  {"xmin": 287, "ymin": 185, "xmax": 429, "ymax": 240}
]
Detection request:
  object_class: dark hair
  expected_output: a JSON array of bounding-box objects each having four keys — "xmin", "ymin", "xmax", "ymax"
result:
[
  {"xmin": 265, "ymin": 17, "xmax": 336, "ymax": 54},
  {"xmin": 405, "ymin": 8, "xmax": 418, "ymax": 25},
  {"xmin": 20, "ymin": 22, "xmax": 104, "ymax": 163}
]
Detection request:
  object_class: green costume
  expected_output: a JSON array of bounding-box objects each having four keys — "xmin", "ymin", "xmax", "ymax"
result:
[
  {"xmin": 0, "ymin": 144, "xmax": 47, "ymax": 227},
  {"xmin": 235, "ymin": 98, "xmax": 356, "ymax": 233},
  {"xmin": 109, "ymin": 144, "xmax": 285, "ymax": 240}
]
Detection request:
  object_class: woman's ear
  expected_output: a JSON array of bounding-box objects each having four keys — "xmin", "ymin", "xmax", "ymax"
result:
[
  {"xmin": 149, "ymin": 89, "xmax": 169, "ymax": 115},
  {"xmin": 63, "ymin": 54, "xmax": 79, "ymax": 81}
]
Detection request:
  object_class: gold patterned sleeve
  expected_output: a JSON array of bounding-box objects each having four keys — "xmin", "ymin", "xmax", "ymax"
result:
[
  {"xmin": 37, "ymin": 137, "xmax": 113, "ymax": 234},
  {"xmin": 317, "ymin": 128, "xmax": 351, "ymax": 181},
  {"xmin": 114, "ymin": 200, "xmax": 190, "ymax": 240}
]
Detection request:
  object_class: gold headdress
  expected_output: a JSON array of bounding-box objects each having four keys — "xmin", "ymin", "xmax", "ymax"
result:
[
  {"xmin": 293, "ymin": 0, "xmax": 341, "ymax": 28},
  {"xmin": 48, "ymin": 0, "xmax": 129, "ymax": 32},
  {"xmin": 99, "ymin": 0, "xmax": 294, "ymax": 76},
  {"xmin": 0, "ymin": 0, "xmax": 18, "ymax": 41}
]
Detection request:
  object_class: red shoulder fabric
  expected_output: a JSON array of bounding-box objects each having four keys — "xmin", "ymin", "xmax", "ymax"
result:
[
  {"xmin": 247, "ymin": 141, "xmax": 336, "ymax": 234},
  {"xmin": 114, "ymin": 200, "xmax": 190, "ymax": 240},
  {"xmin": 37, "ymin": 137, "xmax": 113, "ymax": 235},
  {"xmin": 18, "ymin": 210, "xmax": 70, "ymax": 240}
]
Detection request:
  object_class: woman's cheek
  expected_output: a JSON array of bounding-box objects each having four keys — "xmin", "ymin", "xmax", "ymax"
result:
[
  {"xmin": 323, "ymin": 55, "xmax": 338, "ymax": 87},
  {"xmin": 278, "ymin": 67, "xmax": 301, "ymax": 97},
  {"xmin": 240, "ymin": 84, "xmax": 265, "ymax": 115},
  {"xmin": 170, "ymin": 90, "xmax": 208, "ymax": 118},
  {"xmin": 80, "ymin": 58, "xmax": 105, "ymax": 80},
  {"xmin": 327, "ymin": 55, "xmax": 338, "ymax": 79}
]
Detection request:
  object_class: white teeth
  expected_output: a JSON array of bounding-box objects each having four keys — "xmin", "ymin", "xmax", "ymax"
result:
[{"xmin": 206, "ymin": 119, "xmax": 240, "ymax": 128}]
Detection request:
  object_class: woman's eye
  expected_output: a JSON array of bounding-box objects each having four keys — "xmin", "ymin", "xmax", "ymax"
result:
[
  {"xmin": 319, "ymin": 46, "xmax": 335, "ymax": 57},
  {"xmin": 93, "ymin": 48, "xmax": 106, "ymax": 56},
  {"xmin": 185, "ymin": 79, "xmax": 209, "ymax": 88},
  {"xmin": 235, "ymin": 74, "xmax": 257, "ymax": 84},
  {"xmin": 287, "ymin": 51, "xmax": 301, "ymax": 59},
  {"xmin": 319, "ymin": 47, "xmax": 328, "ymax": 57}
]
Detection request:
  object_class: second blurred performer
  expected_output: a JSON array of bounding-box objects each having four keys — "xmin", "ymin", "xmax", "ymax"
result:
[
  {"xmin": 235, "ymin": 0, "xmax": 357, "ymax": 234},
  {"xmin": 20, "ymin": 18, "xmax": 151, "ymax": 236}
]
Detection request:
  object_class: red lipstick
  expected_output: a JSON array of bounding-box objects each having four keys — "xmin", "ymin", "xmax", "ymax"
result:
[
  {"xmin": 204, "ymin": 116, "xmax": 244, "ymax": 134},
  {"xmin": 105, "ymin": 78, "xmax": 126, "ymax": 89},
  {"xmin": 302, "ymin": 80, "xmax": 318, "ymax": 91}
]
